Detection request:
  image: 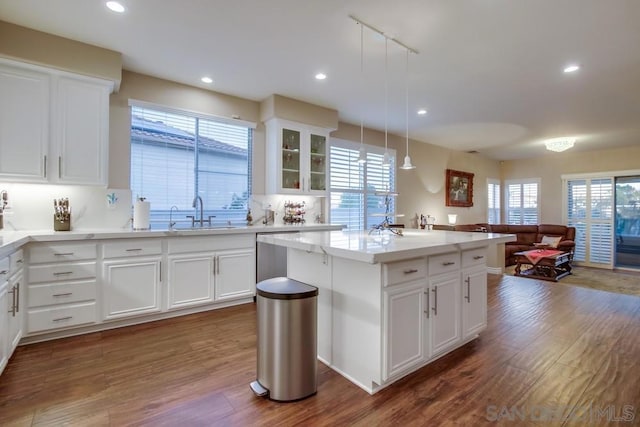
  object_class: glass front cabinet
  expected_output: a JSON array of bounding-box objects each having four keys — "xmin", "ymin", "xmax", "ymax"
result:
[{"xmin": 265, "ymin": 118, "xmax": 329, "ymax": 195}]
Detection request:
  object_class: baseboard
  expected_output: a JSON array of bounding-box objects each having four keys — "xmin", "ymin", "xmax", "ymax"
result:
[{"xmin": 487, "ymin": 266, "xmax": 503, "ymax": 275}]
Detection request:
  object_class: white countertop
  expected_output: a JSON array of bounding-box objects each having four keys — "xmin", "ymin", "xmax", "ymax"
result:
[
  {"xmin": 0, "ymin": 223, "xmax": 343, "ymax": 258},
  {"xmin": 257, "ymin": 229, "xmax": 516, "ymax": 264}
]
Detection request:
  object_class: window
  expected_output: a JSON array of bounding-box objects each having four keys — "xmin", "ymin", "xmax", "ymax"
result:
[
  {"xmin": 566, "ymin": 177, "xmax": 613, "ymax": 266},
  {"xmin": 505, "ymin": 179, "xmax": 539, "ymax": 224},
  {"xmin": 487, "ymin": 179, "xmax": 501, "ymax": 224},
  {"xmin": 329, "ymin": 139, "xmax": 396, "ymax": 230},
  {"xmin": 130, "ymin": 103, "xmax": 253, "ymax": 228}
]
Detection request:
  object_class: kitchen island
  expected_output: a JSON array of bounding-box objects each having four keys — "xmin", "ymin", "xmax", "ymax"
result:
[{"xmin": 257, "ymin": 229, "xmax": 515, "ymax": 394}]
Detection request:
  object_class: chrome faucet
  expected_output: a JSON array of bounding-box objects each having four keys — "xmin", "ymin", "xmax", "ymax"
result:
[
  {"xmin": 192, "ymin": 196, "xmax": 204, "ymax": 227},
  {"xmin": 169, "ymin": 205, "xmax": 179, "ymax": 229}
]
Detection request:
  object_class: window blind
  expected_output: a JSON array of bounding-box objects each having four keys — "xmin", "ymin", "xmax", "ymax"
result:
[
  {"xmin": 130, "ymin": 105, "xmax": 252, "ymax": 228},
  {"xmin": 487, "ymin": 179, "xmax": 501, "ymax": 224},
  {"xmin": 505, "ymin": 179, "xmax": 539, "ymax": 225},
  {"xmin": 329, "ymin": 139, "xmax": 396, "ymax": 230}
]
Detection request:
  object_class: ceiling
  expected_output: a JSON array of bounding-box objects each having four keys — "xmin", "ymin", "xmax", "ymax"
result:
[{"xmin": 1, "ymin": 0, "xmax": 639, "ymax": 160}]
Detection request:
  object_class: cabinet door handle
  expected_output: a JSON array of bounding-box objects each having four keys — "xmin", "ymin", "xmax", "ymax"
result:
[
  {"xmin": 125, "ymin": 248, "xmax": 143, "ymax": 252},
  {"xmin": 442, "ymin": 261, "xmax": 455, "ymax": 266},
  {"xmin": 53, "ymin": 292, "xmax": 73, "ymax": 297},
  {"xmin": 464, "ymin": 277, "xmax": 471, "ymax": 302},
  {"xmin": 15, "ymin": 282, "xmax": 19, "ymax": 313},
  {"xmin": 159, "ymin": 261, "xmax": 162, "ymax": 282},
  {"xmin": 44, "ymin": 155, "xmax": 47, "ymax": 177},
  {"xmin": 58, "ymin": 156, "xmax": 62, "ymax": 179},
  {"xmin": 432, "ymin": 287, "xmax": 438, "ymax": 316},
  {"xmin": 215, "ymin": 256, "xmax": 220, "ymax": 275},
  {"xmin": 424, "ymin": 290, "xmax": 430, "ymax": 319},
  {"xmin": 54, "ymin": 252, "xmax": 75, "ymax": 256},
  {"xmin": 53, "ymin": 316, "xmax": 73, "ymax": 322},
  {"xmin": 53, "ymin": 271, "xmax": 73, "ymax": 276},
  {"xmin": 403, "ymin": 269, "xmax": 419, "ymax": 274},
  {"xmin": 473, "ymin": 255, "xmax": 484, "ymax": 260},
  {"xmin": 8, "ymin": 286, "xmax": 16, "ymax": 316}
]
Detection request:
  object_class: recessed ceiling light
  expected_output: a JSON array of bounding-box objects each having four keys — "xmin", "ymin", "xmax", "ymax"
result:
[
  {"xmin": 201, "ymin": 76, "xmax": 213, "ymax": 84},
  {"xmin": 315, "ymin": 73, "xmax": 327, "ymax": 80},
  {"xmin": 417, "ymin": 109, "xmax": 427, "ymax": 115},
  {"xmin": 563, "ymin": 64, "xmax": 580, "ymax": 73},
  {"xmin": 106, "ymin": 1, "xmax": 125, "ymax": 13}
]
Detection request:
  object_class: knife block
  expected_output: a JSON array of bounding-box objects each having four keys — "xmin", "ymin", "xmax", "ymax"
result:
[{"xmin": 54, "ymin": 214, "xmax": 71, "ymax": 231}]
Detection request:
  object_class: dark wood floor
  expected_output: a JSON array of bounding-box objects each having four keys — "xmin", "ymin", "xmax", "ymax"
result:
[{"xmin": 1, "ymin": 273, "xmax": 640, "ymax": 426}]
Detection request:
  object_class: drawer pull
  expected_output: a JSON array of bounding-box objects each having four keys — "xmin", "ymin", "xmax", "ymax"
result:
[
  {"xmin": 442, "ymin": 261, "xmax": 455, "ymax": 266},
  {"xmin": 16, "ymin": 259, "xmax": 23, "ymax": 264},
  {"xmin": 403, "ymin": 268, "xmax": 419, "ymax": 274},
  {"xmin": 54, "ymin": 252, "xmax": 75, "ymax": 256},
  {"xmin": 0, "ymin": 270, "xmax": 8, "ymax": 275},
  {"xmin": 53, "ymin": 292, "xmax": 73, "ymax": 297},
  {"xmin": 53, "ymin": 316, "xmax": 73, "ymax": 322},
  {"xmin": 473, "ymin": 255, "xmax": 484, "ymax": 260},
  {"xmin": 53, "ymin": 271, "xmax": 74, "ymax": 276}
]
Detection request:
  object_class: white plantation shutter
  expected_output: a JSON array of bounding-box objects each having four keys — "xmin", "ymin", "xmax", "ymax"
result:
[
  {"xmin": 487, "ymin": 179, "xmax": 501, "ymax": 224},
  {"xmin": 505, "ymin": 179, "xmax": 539, "ymax": 225},
  {"xmin": 130, "ymin": 104, "xmax": 252, "ymax": 228},
  {"xmin": 566, "ymin": 177, "xmax": 613, "ymax": 266},
  {"xmin": 329, "ymin": 139, "xmax": 395, "ymax": 230}
]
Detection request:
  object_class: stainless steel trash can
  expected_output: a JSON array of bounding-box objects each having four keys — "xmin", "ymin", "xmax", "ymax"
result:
[{"xmin": 250, "ymin": 277, "xmax": 318, "ymax": 402}]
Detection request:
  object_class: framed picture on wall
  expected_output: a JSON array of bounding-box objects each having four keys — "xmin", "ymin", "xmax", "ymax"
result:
[{"xmin": 446, "ymin": 169, "xmax": 474, "ymax": 207}]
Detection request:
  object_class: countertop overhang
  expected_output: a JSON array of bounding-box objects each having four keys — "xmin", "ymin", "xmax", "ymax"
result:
[
  {"xmin": 0, "ymin": 223, "xmax": 343, "ymax": 258},
  {"xmin": 257, "ymin": 229, "xmax": 517, "ymax": 264}
]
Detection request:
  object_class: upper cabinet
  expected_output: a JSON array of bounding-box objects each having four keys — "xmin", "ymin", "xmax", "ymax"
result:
[
  {"xmin": 265, "ymin": 118, "xmax": 329, "ymax": 195},
  {"xmin": 0, "ymin": 60, "xmax": 113, "ymax": 186}
]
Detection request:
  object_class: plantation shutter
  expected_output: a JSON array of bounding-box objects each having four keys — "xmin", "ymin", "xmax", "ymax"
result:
[
  {"xmin": 505, "ymin": 179, "xmax": 539, "ymax": 225},
  {"xmin": 487, "ymin": 179, "xmax": 501, "ymax": 224}
]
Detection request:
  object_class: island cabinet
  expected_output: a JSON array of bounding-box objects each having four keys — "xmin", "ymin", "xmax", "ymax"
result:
[
  {"xmin": 27, "ymin": 243, "xmax": 97, "ymax": 334},
  {"xmin": 0, "ymin": 59, "xmax": 112, "ymax": 185},
  {"xmin": 286, "ymin": 244, "xmax": 489, "ymax": 395},
  {"xmin": 102, "ymin": 240, "xmax": 162, "ymax": 320},
  {"xmin": 265, "ymin": 118, "xmax": 329, "ymax": 195},
  {"xmin": 0, "ymin": 256, "xmax": 10, "ymax": 374},
  {"xmin": 166, "ymin": 234, "xmax": 255, "ymax": 309}
]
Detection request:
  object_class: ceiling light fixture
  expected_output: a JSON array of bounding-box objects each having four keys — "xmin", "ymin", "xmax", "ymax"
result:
[
  {"xmin": 563, "ymin": 64, "xmax": 580, "ymax": 73},
  {"xmin": 544, "ymin": 137, "xmax": 576, "ymax": 152},
  {"xmin": 106, "ymin": 1, "xmax": 125, "ymax": 13},
  {"xmin": 356, "ymin": 23, "xmax": 367, "ymax": 164},
  {"xmin": 400, "ymin": 48, "xmax": 416, "ymax": 170},
  {"xmin": 315, "ymin": 73, "xmax": 327, "ymax": 80},
  {"xmin": 201, "ymin": 76, "xmax": 213, "ymax": 84},
  {"xmin": 349, "ymin": 15, "xmax": 419, "ymax": 169},
  {"xmin": 417, "ymin": 109, "xmax": 427, "ymax": 115}
]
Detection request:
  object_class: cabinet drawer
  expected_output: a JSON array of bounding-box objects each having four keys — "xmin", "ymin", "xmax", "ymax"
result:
[
  {"xmin": 428, "ymin": 252, "xmax": 460, "ymax": 276},
  {"xmin": 0, "ymin": 256, "xmax": 8, "ymax": 279},
  {"xmin": 27, "ymin": 302, "xmax": 97, "ymax": 333},
  {"xmin": 462, "ymin": 248, "xmax": 487, "ymax": 268},
  {"xmin": 28, "ymin": 261, "xmax": 96, "ymax": 283},
  {"xmin": 103, "ymin": 240, "xmax": 162, "ymax": 258},
  {"xmin": 384, "ymin": 258, "xmax": 427, "ymax": 286},
  {"xmin": 28, "ymin": 280, "xmax": 96, "ymax": 308},
  {"xmin": 167, "ymin": 234, "xmax": 254, "ymax": 254},
  {"xmin": 29, "ymin": 243, "xmax": 96, "ymax": 264},
  {"xmin": 9, "ymin": 249, "xmax": 24, "ymax": 273}
]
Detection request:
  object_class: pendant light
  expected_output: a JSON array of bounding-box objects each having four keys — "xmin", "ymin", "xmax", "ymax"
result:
[
  {"xmin": 382, "ymin": 37, "xmax": 391, "ymax": 167},
  {"xmin": 357, "ymin": 22, "xmax": 367, "ymax": 164},
  {"xmin": 400, "ymin": 48, "xmax": 416, "ymax": 170}
]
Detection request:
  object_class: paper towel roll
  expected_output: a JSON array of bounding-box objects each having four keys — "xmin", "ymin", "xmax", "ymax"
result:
[{"xmin": 133, "ymin": 201, "xmax": 150, "ymax": 230}]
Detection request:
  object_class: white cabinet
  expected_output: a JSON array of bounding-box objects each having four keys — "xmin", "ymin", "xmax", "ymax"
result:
[
  {"xmin": 167, "ymin": 235, "xmax": 255, "ymax": 309},
  {"xmin": 383, "ymin": 281, "xmax": 426, "ymax": 381},
  {"xmin": 462, "ymin": 248, "xmax": 488, "ymax": 339},
  {"xmin": 265, "ymin": 118, "xmax": 329, "ymax": 195},
  {"xmin": 0, "ymin": 59, "xmax": 112, "ymax": 186},
  {"xmin": 27, "ymin": 243, "xmax": 97, "ymax": 334},
  {"xmin": 428, "ymin": 272, "xmax": 461, "ymax": 356},
  {"xmin": 7, "ymin": 270, "xmax": 24, "ymax": 353},
  {"xmin": 0, "ymin": 258, "xmax": 9, "ymax": 374},
  {"xmin": 0, "ymin": 63, "xmax": 49, "ymax": 182},
  {"xmin": 102, "ymin": 240, "xmax": 162, "ymax": 320},
  {"xmin": 52, "ymin": 76, "xmax": 110, "ymax": 185}
]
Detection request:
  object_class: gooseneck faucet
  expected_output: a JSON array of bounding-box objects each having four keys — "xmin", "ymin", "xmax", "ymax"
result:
[
  {"xmin": 192, "ymin": 195, "xmax": 204, "ymax": 227},
  {"xmin": 169, "ymin": 205, "xmax": 179, "ymax": 230}
]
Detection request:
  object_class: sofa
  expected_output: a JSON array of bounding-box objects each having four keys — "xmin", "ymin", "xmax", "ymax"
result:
[{"xmin": 453, "ymin": 223, "xmax": 576, "ymax": 266}]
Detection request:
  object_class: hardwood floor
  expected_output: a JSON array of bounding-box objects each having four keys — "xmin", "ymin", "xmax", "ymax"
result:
[{"xmin": 1, "ymin": 274, "xmax": 640, "ymax": 426}]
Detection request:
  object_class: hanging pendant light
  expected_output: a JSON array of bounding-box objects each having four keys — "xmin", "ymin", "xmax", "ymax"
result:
[
  {"xmin": 382, "ymin": 37, "xmax": 391, "ymax": 167},
  {"xmin": 400, "ymin": 48, "xmax": 416, "ymax": 170},
  {"xmin": 357, "ymin": 22, "xmax": 367, "ymax": 164}
]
